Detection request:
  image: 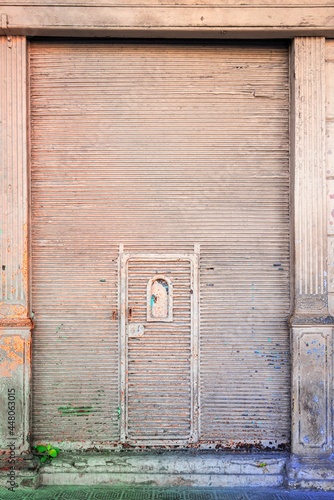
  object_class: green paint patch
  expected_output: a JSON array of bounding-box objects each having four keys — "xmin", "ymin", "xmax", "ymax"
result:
[{"xmin": 58, "ymin": 405, "xmax": 94, "ymax": 417}]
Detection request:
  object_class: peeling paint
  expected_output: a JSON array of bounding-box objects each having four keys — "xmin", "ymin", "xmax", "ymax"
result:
[
  {"xmin": 0, "ymin": 302, "xmax": 29, "ymax": 320},
  {"xmin": 0, "ymin": 335, "xmax": 24, "ymax": 377}
]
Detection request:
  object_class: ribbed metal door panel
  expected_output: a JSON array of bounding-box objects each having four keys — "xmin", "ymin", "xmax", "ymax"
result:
[
  {"xmin": 126, "ymin": 259, "xmax": 192, "ymax": 443},
  {"xmin": 30, "ymin": 41, "xmax": 290, "ymax": 448}
]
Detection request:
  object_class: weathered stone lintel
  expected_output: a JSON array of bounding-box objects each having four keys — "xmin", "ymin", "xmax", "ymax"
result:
[{"xmin": 1, "ymin": 5, "xmax": 334, "ymax": 38}]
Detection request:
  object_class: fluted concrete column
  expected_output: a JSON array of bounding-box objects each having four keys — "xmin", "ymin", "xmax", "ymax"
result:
[
  {"xmin": 291, "ymin": 37, "xmax": 333, "ymax": 458},
  {"xmin": 0, "ymin": 35, "xmax": 32, "ymax": 456}
]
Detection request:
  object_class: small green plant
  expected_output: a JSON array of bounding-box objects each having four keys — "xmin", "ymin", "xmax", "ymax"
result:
[
  {"xmin": 257, "ymin": 462, "xmax": 267, "ymax": 468},
  {"xmin": 33, "ymin": 444, "xmax": 60, "ymax": 463}
]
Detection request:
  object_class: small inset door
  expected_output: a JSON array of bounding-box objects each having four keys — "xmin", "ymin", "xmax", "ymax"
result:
[{"xmin": 119, "ymin": 249, "xmax": 199, "ymax": 445}]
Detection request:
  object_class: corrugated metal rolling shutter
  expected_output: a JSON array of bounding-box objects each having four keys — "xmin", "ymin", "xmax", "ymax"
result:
[{"xmin": 30, "ymin": 41, "xmax": 290, "ymax": 449}]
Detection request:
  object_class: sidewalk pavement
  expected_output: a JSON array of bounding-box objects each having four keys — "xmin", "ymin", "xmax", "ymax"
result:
[{"xmin": 1, "ymin": 486, "xmax": 334, "ymax": 500}]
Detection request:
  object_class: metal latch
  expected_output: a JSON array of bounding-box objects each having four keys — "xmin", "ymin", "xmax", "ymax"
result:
[{"xmin": 128, "ymin": 323, "xmax": 145, "ymax": 338}]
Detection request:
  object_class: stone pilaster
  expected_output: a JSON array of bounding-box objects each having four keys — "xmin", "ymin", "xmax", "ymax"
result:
[
  {"xmin": 0, "ymin": 36, "xmax": 32, "ymax": 456},
  {"xmin": 290, "ymin": 37, "xmax": 333, "ymax": 462},
  {"xmin": 293, "ymin": 37, "xmax": 327, "ymax": 316},
  {"xmin": 326, "ymin": 41, "xmax": 334, "ymax": 320}
]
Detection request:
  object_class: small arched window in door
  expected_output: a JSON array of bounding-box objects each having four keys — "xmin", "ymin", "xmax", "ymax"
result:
[{"xmin": 147, "ymin": 275, "xmax": 173, "ymax": 322}]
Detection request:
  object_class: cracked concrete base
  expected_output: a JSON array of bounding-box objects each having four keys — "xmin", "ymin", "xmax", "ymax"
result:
[
  {"xmin": 1, "ymin": 452, "xmax": 334, "ymax": 491},
  {"xmin": 0, "ymin": 455, "xmax": 40, "ymax": 489},
  {"xmin": 39, "ymin": 452, "xmax": 287, "ymax": 488},
  {"xmin": 287, "ymin": 456, "xmax": 334, "ymax": 491}
]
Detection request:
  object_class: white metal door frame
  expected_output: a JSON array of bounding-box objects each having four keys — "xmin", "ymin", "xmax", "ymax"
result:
[{"xmin": 118, "ymin": 244, "xmax": 200, "ymax": 445}]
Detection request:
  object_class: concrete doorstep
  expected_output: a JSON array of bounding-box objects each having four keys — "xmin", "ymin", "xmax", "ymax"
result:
[
  {"xmin": 1, "ymin": 451, "xmax": 333, "ymax": 491},
  {"xmin": 1, "ymin": 451, "xmax": 287, "ymax": 489}
]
